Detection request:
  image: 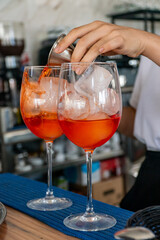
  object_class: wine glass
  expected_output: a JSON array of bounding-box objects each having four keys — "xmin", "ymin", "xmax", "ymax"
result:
[
  {"xmin": 58, "ymin": 62, "xmax": 122, "ymax": 231},
  {"xmin": 20, "ymin": 66, "xmax": 72, "ymax": 211}
]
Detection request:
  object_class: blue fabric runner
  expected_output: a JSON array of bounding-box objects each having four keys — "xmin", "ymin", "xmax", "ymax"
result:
[{"xmin": 0, "ymin": 173, "xmax": 133, "ymax": 239}]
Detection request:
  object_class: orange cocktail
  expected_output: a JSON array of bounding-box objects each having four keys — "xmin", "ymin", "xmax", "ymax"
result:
[
  {"xmin": 23, "ymin": 113, "xmax": 62, "ymax": 141},
  {"xmin": 59, "ymin": 114, "xmax": 120, "ymax": 151},
  {"xmin": 20, "ymin": 68, "xmax": 63, "ymax": 141},
  {"xmin": 57, "ymin": 62, "xmax": 122, "ymax": 231},
  {"xmin": 20, "ymin": 66, "xmax": 72, "ymax": 211}
]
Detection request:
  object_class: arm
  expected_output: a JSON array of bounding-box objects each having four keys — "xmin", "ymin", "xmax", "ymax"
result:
[
  {"xmin": 54, "ymin": 21, "xmax": 160, "ymax": 66},
  {"xmin": 118, "ymin": 106, "xmax": 136, "ymax": 138}
]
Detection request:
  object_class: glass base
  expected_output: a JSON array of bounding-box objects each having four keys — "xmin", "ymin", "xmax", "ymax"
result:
[
  {"xmin": 27, "ymin": 196, "xmax": 72, "ymax": 211},
  {"xmin": 63, "ymin": 212, "xmax": 116, "ymax": 231}
]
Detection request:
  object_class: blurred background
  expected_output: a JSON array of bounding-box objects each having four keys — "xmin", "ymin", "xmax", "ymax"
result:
[{"xmin": 0, "ymin": 0, "xmax": 160, "ymax": 206}]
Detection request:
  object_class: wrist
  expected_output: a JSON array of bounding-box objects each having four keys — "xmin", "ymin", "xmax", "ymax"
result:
[
  {"xmin": 138, "ymin": 30, "xmax": 149, "ymax": 56},
  {"xmin": 141, "ymin": 31, "xmax": 160, "ymax": 63}
]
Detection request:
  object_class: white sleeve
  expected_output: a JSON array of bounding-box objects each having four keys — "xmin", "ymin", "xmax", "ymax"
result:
[{"xmin": 129, "ymin": 57, "xmax": 144, "ymax": 109}]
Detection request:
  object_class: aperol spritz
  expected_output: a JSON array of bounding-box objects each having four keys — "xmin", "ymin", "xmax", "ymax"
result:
[
  {"xmin": 20, "ymin": 66, "xmax": 72, "ymax": 211},
  {"xmin": 58, "ymin": 62, "xmax": 122, "ymax": 231}
]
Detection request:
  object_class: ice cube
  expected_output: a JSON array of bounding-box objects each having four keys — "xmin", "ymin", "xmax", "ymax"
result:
[
  {"xmin": 88, "ymin": 97, "xmax": 101, "ymax": 115},
  {"xmin": 39, "ymin": 77, "xmax": 59, "ymax": 113},
  {"xmin": 74, "ymin": 65, "xmax": 113, "ymax": 97},
  {"xmin": 59, "ymin": 90, "xmax": 90, "ymax": 120},
  {"xmin": 87, "ymin": 112, "xmax": 110, "ymax": 120},
  {"xmin": 22, "ymin": 82, "xmax": 42, "ymax": 116},
  {"xmin": 100, "ymin": 88, "xmax": 120, "ymax": 115}
]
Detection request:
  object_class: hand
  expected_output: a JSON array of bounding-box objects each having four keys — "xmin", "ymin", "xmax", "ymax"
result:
[{"xmin": 54, "ymin": 21, "xmax": 148, "ymax": 63}]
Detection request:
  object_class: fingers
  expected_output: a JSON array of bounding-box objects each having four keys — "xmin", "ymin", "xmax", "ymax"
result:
[
  {"xmin": 54, "ymin": 21, "xmax": 103, "ymax": 53},
  {"xmin": 101, "ymin": 51, "xmax": 118, "ymax": 56},
  {"xmin": 77, "ymin": 35, "xmax": 124, "ymax": 63},
  {"xmin": 71, "ymin": 26, "xmax": 110, "ymax": 62},
  {"xmin": 99, "ymin": 36, "xmax": 124, "ymax": 55},
  {"xmin": 78, "ymin": 39, "xmax": 106, "ymax": 63},
  {"xmin": 54, "ymin": 20, "xmax": 126, "ymax": 63}
]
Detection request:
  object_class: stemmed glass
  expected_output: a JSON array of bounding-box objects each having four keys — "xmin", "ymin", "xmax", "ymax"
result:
[
  {"xmin": 20, "ymin": 66, "xmax": 72, "ymax": 211},
  {"xmin": 58, "ymin": 62, "xmax": 122, "ymax": 231}
]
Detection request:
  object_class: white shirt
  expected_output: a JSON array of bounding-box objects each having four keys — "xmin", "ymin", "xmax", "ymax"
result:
[{"xmin": 130, "ymin": 56, "xmax": 160, "ymax": 151}]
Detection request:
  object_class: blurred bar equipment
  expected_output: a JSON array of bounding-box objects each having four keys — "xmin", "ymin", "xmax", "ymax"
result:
[
  {"xmin": 0, "ymin": 21, "xmax": 24, "ymax": 56},
  {"xmin": 0, "ymin": 21, "xmax": 25, "ymax": 130}
]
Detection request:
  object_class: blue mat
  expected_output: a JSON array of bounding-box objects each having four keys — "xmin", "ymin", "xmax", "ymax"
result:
[{"xmin": 0, "ymin": 173, "xmax": 133, "ymax": 240}]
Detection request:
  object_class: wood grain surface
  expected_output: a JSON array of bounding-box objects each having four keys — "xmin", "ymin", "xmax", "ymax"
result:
[{"xmin": 0, "ymin": 206, "xmax": 78, "ymax": 240}]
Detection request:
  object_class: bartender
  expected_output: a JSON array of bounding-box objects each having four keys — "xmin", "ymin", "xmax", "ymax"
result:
[
  {"xmin": 119, "ymin": 56, "xmax": 160, "ymax": 211},
  {"xmin": 54, "ymin": 20, "xmax": 160, "ymax": 211}
]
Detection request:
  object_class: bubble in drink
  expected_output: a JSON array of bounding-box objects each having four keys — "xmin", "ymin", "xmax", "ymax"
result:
[{"xmin": 74, "ymin": 65, "xmax": 113, "ymax": 97}]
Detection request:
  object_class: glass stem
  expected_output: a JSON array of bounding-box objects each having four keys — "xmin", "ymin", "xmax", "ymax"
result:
[
  {"xmin": 85, "ymin": 151, "xmax": 94, "ymax": 215},
  {"xmin": 45, "ymin": 141, "xmax": 54, "ymax": 198}
]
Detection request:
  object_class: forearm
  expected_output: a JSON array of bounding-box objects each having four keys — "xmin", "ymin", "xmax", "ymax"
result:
[
  {"xmin": 118, "ymin": 106, "xmax": 136, "ymax": 138},
  {"xmin": 142, "ymin": 31, "xmax": 160, "ymax": 66},
  {"xmin": 55, "ymin": 21, "xmax": 160, "ymax": 66}
]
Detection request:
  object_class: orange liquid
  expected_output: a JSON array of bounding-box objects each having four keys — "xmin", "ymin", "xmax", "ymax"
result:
[
  {"xmin": 59, "ymin": 115, "xmax": 120, "ymax": 151},
  {"xmin": 38, "ymin": 66, "xmax": 53, "ymax": 83},
  {"xmin": 23, "ymin": 112, "xmax": 63, "ymax": 141},
  {"xmin": 21, "ymin": 66, "xmax": 63, "ymax": 141}
]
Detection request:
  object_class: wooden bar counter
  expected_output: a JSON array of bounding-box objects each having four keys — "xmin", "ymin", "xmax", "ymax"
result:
[{"xmin": 0, "ymin": 206, "xmax": 78, "ymax": 240}]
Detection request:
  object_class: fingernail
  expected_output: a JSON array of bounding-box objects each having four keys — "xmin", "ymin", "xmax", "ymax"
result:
[
  {"xmin": 54, "ymin": 46, "xmax": 61, "ymax": 53},
  {"xmin": 99, "ymin": 47, "xmax": 104, "ymax": 53},
  {"xmin": 76, "ymin": 67, "xmax": 81, "ymax": 74}
]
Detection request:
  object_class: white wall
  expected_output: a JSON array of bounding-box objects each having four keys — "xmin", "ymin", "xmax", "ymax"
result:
[{"xmin": 0, "ymin": 0, "xmax": 160, "ymax": 64}]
